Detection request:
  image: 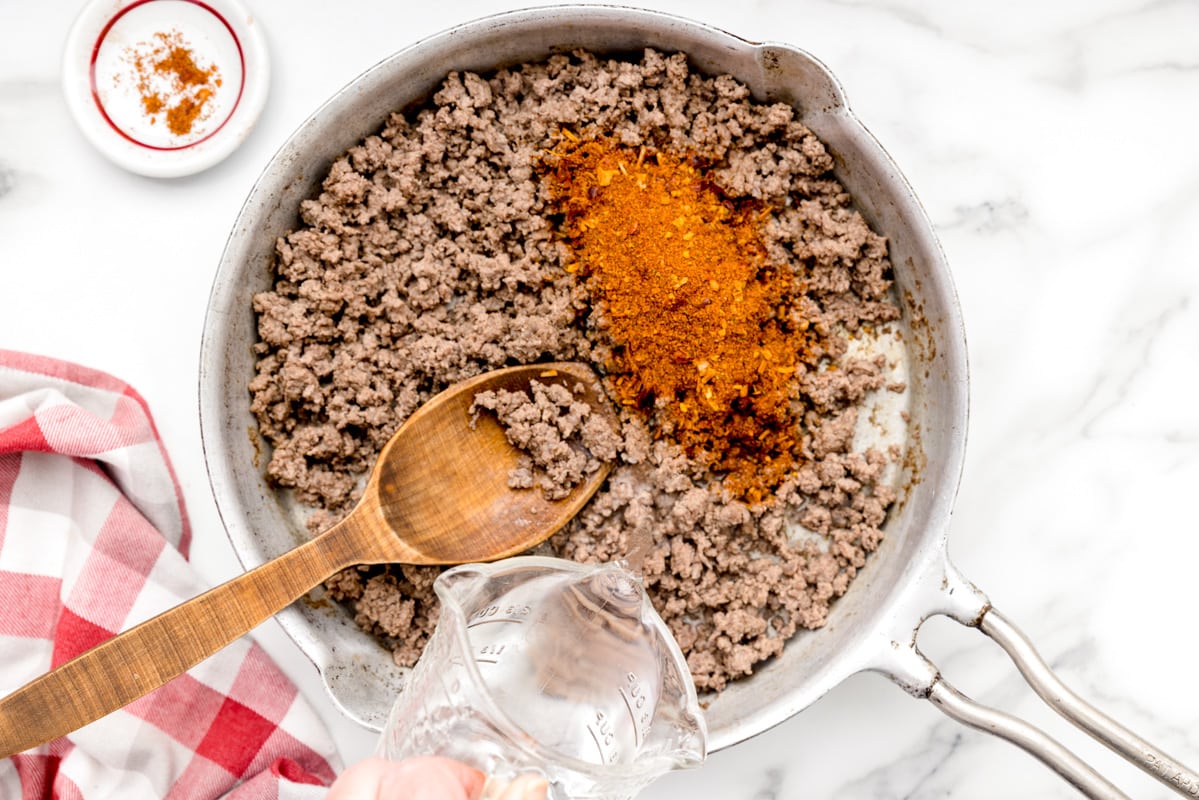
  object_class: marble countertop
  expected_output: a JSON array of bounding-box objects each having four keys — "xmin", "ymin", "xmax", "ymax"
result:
[{"xmin": 3, "ymin": 1, "xmax": 1197, "ymax": 797}]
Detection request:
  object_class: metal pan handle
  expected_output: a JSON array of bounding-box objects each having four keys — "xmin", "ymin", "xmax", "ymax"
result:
[
  {"xmin": 927, "ymin": 606, "xmax": 1199, "ymax": 799},
  {"xmin": 884, "ymin": 558, "xmax": 1199, "ymax": 799},
  {"xmin": 927, "ymin": 675, "xmax": 1129, "ymax": 800}
]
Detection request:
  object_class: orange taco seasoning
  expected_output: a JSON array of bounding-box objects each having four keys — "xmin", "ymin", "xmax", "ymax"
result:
[{"xmin": 546, "ymin": 137, "xmax": 823, "ymax": 502}]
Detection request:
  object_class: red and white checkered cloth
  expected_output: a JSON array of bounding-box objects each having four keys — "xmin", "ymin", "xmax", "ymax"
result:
[{"xmin": 0, "ymin": 350, "xmax": 342, "ymax": 799}]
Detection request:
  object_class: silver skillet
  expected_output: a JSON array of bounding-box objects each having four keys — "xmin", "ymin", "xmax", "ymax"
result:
[{"xmin": 198, "ymin": 7, "xmax": 1197, "ymax": 798}]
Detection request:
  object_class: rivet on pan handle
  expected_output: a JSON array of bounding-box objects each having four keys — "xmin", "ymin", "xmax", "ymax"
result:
[{"xmin": 925, "ymin": 607, "xmax": 1199, "ymax": 800}]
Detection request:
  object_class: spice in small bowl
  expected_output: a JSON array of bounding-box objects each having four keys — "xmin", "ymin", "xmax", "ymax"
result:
[
  {"xmin": 121, "ymin": 28, "xmax": 225, "ymax": 140},
  {"xmin": 62, "ymin": 0, "xmax": 269, "ymax": 178}
]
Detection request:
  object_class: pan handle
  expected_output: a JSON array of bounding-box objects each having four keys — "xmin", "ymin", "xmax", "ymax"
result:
[
  {"xmin": 939, "ymin": 606, "xmax": 1199, "ymax": 798},
  {"xmin": 888, "ymin": 559, "xmax": 1198, "ymax": 799},
  {"xmin": 926, "ymin": 677, "xmax": 1130, "ymax": 800}
]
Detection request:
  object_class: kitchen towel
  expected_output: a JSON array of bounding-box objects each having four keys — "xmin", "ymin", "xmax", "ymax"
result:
[{"xmin": 0, "ymin": 350, "xmax": 341, "ymax": 799}]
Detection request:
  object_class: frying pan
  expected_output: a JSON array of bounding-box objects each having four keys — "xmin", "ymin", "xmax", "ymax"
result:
[{"xmin": 198, "ymin": 7, "xmax": 1197, "ymax": 798}]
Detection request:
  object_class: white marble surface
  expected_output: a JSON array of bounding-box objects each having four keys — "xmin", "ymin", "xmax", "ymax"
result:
[{"xmin": 3, "ymin": 1, "xmax": 1198, "ymax": 797}]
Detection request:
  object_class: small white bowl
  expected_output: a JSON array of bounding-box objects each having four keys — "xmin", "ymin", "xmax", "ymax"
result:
[{"xmin": 62, "ymin": 0, "xmax": 269, "ymax": 178}]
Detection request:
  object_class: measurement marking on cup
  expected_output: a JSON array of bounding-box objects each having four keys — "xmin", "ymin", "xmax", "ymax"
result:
[
  {"xmin": 466, "ymin": 618, "xmax": 527, "ymax": 628},
  {"xmin": 618, "ymin": 687, "xmax": 643, "ymax": 747},
  {"xmin": 473, "ymin": 643, "xmax": 506, "ymax": 665},
  {"xmin": 586, "ymin": 720, "xmax": 606, "ymax": 762},
  {"xmin": 469, "ymin": 604, "xmax": 531, "ymax": 624},
  {"xmin": 586, "ymin": 709, "xmax": 619, "ymax": 764}
]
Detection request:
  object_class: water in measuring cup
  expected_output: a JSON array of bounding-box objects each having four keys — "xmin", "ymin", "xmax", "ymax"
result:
[{"xmin": 464, "ymin": 568, "xmax": 663, "ymax": 766}]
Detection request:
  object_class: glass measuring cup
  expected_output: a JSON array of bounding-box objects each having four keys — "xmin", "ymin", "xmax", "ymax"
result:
[{"xmin": 377, "ymin": 556, "xmax": 707, "ymax": 799}]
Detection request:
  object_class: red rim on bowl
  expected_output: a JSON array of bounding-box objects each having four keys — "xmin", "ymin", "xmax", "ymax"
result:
[
  {"xmin": 63, "ymin": 0, "xmax": 268, "ymax": 177},
  {"xmin": 89, "ymin": 0, "xmax": 247, "ymax": 152}
]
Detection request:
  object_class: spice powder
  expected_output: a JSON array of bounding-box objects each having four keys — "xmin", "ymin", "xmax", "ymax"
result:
[
  {"xmin": 547, "ymin": 137, "xmax": 823, "ymax": 502},
  {"xmin": 121, "ymin": 29, "xmax": 222, "ymax": 137}
]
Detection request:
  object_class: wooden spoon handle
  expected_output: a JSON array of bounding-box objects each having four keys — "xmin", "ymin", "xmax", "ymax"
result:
[{"xmin": 0, "ymin": 529, "xmax": 354, "ymax": 758}]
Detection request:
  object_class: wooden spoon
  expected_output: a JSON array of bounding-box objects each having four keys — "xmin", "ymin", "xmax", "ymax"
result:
[{"xmin": 0, "ymin": 361, "xmax": 615, "ymax": 758}]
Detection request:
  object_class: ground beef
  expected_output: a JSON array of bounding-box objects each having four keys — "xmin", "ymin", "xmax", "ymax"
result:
[
  {"xmin": 249, "ymin": 48, "xmax": 903, "ymax": 691},
  {"xmin": 471, "ymin": 379, "xmax": 617, "ymax": 500}
]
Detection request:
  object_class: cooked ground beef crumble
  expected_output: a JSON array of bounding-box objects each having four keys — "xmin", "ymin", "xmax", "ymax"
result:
[
  {"xmin": 471, "ymin": 379, "xmax": 618, "ymax": 501},
  {"xmin": 249, "ymin": 48, "xmax": 902, "ymax": 691}
]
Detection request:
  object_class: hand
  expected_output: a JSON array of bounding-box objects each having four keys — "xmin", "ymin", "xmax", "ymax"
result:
[
  {"xmin": 325, "ymin": 757, "xmax": 482, "ymax": 800},
  {"xmin": 326, "ymin": 756, "xmax": 548, "ymax": 800}
]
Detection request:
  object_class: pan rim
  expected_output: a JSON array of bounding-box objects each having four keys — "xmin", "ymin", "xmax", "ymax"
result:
[{"xmin": 198, "ymin": 3, "xmax": 970, "ymax": 754}]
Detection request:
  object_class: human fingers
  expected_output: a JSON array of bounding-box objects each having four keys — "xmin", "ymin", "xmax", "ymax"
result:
[
  {"xmin": 326, "ymin": 756, "xmax": 487, "ymax": 800},
  {"xmin": 491, "ymin": 773, "xmax": 549, "ymax": 800}
]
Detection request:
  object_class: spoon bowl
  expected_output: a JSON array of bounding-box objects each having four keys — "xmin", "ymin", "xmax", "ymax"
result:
[
  {"xmin": 0, "ymin": 361, "xmax": 614, "ymax": 758},
  {"xmin": 364, "ymin": 362, "xmax": 613, "ymax": 564}
]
